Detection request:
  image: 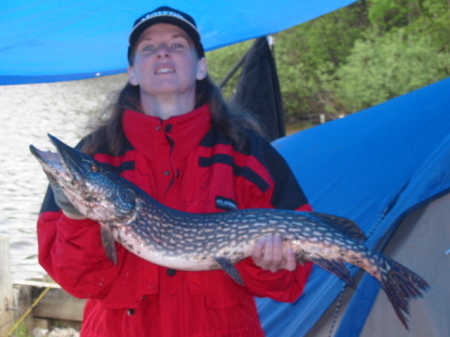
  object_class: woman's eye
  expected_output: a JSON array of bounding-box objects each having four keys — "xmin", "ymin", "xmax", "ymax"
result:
[
  {"xmin": 142, "ymin": 45, "xmax": 155, "ymax": 52},
  {"xmin": 171, "ymin": 39, "xmax": 189, "ymax": 50}
]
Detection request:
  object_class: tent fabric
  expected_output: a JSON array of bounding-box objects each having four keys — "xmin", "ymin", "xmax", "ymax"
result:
[
  {"xmin": 359, "ymin": 193, "xmax": 450, "ymax": 337},
  {"xmin": 257, "ymin": 76, "xmax": 450, "ymax": 336},
  {"xmin": 298, "ymin": 193, "xmax": 450, "ymax": 337},
  {"xmin": 231, "ymin": 37, "xmax": 286, "ymax": 141},
  {"xmin": 0, "ymin": 0, "xmax": 356, "ymax": 85},
  {"xmin": 335, "ymin": 131, "xmax": 450, "ymax": 337}
]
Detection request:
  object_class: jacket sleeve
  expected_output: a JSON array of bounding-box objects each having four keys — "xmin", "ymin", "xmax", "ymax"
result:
[
  {"xmin": 235, "ymin": 135, "xmax": 313, "ymax": 302},
  {"xmin": 235, "ymin": 204, "xmax": 313, "ymax": 302},
  {"xmin": 37, "ymin": 186, "xmax": 122, "ymax": 299},
  {"xmin": 236, "ymin": 257, "xmax": 312, "ymax": 302}
]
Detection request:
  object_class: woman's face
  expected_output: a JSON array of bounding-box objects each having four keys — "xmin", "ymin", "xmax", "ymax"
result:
[{"xmin": 128, "ymin": 23, "xmax": 207, "ymax": 100}]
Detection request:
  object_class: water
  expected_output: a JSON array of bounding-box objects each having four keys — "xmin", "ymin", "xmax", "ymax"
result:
[{"xmin": 0, "ymin": 74, "xmax": 128, "ymax": 282}]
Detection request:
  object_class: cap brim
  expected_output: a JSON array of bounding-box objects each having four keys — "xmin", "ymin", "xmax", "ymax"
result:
[{"xmin": 129, "ymin": 16, "xmax": 201, "ymax": 47}]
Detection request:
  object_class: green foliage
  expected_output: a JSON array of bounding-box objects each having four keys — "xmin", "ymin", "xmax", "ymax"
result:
[
  {"xmin": 206, "ymin": 40, "xmax": 253, "ymax": 98},
  {"xmin": 367, "ymin": 0, "xmax": 421, "ymax": 30},
  {"xmin": 206, "ymin": 0, "xmax": 450, "ymax": 124},
  {"xmin": 11, "ymin": 323, "xmax": 31, "ymax": 337},
  {"xmin": 330, "ymin": 28, "xmax": 450, "ymax": 113},
  {"xmin": 415, "ymin": 0, "xmax": 450, "ymax": 51},
  {"xmin": 274, "ymin": 2, "xmax": 367, "ymax": 121}
]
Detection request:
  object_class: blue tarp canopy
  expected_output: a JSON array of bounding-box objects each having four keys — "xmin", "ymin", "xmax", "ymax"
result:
[
  {"xmin": 0, "ymin": 0, "xmax": 356, "ymax": 85},
  {"xmin": 259, "ymin": 76, "xmax": 450, "ymax": 336}
]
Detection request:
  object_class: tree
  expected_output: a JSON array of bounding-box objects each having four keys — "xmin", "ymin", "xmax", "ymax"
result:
[
  {"xmin": 206, "ymin": 0, "xmax": 450, "ymax": 125},
  {"xmin": 274, "ymin": 2, "xmax": 367, "ymax": 121},
  {"xmin": 329, "ymin": 28, "xmax": 450, "ymax": 113}
]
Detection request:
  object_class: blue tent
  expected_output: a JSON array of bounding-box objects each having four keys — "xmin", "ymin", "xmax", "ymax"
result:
[
  {"xmin": 259, "ymin": 76, "xmax": 450, "ymax": 336},
  {"xmin": 0, "ymin": 0, "xmax": 356, "ymax": 85}
]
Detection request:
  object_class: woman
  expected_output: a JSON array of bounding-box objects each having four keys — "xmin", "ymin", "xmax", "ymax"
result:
[{"xmin": 37, "ymin": 6, "xmax": 313, "ymax": 337}]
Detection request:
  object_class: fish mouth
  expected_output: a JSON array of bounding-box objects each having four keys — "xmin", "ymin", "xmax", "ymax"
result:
[
  {"xmin": 29, "ymin": 144, "xmax": 62, "ymax": 168},
  {"xmin": 48, "ymin": 134, "xmax": 87, "ymax": 179},
  {"xmin": 29, "ymin": 142, "xmax": 65, "ymax": 180},
  {"xmin": 30, "ymin": 134, "xmax": 90, "ymax": 183}
]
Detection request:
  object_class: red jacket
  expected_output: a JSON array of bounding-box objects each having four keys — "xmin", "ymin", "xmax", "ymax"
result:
[{"xmin": 37, "ymin": 105, "xmax": 312, "ymax": 337}]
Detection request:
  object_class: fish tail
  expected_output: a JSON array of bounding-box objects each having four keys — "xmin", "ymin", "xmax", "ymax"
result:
[{"xmin": 378, "ymin": 256, "xmax": 429, "ymax": 329}]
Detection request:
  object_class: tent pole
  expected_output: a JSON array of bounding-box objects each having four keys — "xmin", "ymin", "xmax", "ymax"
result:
[{"xmin": 218, "ymin": 43, "xmax": 253, "ymax": 89}]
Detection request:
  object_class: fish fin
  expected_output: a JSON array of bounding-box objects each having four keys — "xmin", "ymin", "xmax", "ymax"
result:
[
  {"xmin": 214, "ymin": 257, "xmax": 244, "ymax": 286},
  {"xmin": 308, "ymin": 212, "xmax": 366, "ymax": 242},
  {"xmin": 311, "ymin": 258, "xmax": 356, "ymax": 289},
  {"xmin": 377, "ymin": 255, "xmax": 429, "ymax": 330},
  {"xmin": 101, "ymin": 225, "xmax": 118, "ymax": 265}
]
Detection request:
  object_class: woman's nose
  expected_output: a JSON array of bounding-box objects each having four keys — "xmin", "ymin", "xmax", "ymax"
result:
[{"xmin": 156, "ymin": 44, "xmax": 171, "ymax": 58}]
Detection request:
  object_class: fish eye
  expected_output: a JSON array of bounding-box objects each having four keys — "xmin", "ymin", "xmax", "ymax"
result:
[{"xmin": 90, "ymin": 162, "xmax": 99, "ymax": 173}]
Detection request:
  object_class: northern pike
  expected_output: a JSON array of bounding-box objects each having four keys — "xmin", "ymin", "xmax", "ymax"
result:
[{"xmin": 30, "ymin": 134, "xmax": 429, "ymax": 329}]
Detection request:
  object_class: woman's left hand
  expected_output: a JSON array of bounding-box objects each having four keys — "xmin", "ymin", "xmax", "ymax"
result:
[{"xmin": 251, "ymin": 235, "xmax": 297, "ymax": 273}]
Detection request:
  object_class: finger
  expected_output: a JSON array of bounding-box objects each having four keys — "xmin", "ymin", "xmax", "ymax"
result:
[
  {"xmin": 270, "ymin": 235, "xmax": 284, "ymax": 272},
  {"xmin": 252, "ymin": 237, "xmax": 265, "ymax": 264},
  {"xmin": 264, "ymin": 235, "xmax": 274, "ymax": 269},
  {"xmin": 284, "ymin": 248, "xmax": 297, "ymax": 271}
]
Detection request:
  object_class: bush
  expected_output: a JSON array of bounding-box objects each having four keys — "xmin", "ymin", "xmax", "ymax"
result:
[{"xmin": 331, "ymin": 28, "xmax": 450, "ymax": 113}]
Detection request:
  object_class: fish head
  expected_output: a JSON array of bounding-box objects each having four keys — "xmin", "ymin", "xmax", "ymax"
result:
[{"xmin": 30, "ymin": 134, "xmax": 137, "ymax": 223}]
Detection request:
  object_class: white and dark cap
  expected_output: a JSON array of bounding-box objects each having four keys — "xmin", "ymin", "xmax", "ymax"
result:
[{"xmin": 128, "ymin": 6, "xmax": 205, "ymax": 62}]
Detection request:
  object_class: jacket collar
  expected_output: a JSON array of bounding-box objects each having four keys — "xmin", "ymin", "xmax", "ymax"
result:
[{"xmin": 122, "ymin": 104, "xmax": 211, "ymax": 161}]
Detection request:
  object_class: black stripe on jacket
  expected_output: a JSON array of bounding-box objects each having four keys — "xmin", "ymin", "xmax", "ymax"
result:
[{"xmin": 199, "ymin": 127, "xmax": 309, "ymax": 210}]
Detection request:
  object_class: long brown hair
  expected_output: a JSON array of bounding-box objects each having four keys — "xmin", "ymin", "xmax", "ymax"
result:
[{"xmin": 82, "ymin": 74, "xmax": 264, "ymax": 155}]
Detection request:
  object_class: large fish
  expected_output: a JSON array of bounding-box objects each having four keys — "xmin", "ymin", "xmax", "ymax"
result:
[{"xmin": 30, "ymin": 134, "xmax": 428, "ymax": 329}]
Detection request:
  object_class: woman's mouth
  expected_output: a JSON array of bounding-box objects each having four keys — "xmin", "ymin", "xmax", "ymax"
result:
[{"xmin": 155, "ymin": 67, "xmax": 175, "ymax": 74}]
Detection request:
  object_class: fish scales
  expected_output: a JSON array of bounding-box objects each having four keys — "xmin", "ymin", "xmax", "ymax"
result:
[
  {"xmin": 30, "ymin": 134, "xmax": 429, "ymax": 329},
  {"xmin": 128, "ymin": 204, "xmax": 327, "ymax": 261}
]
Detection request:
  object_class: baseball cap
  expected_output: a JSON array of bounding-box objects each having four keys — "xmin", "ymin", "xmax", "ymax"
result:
[{"xmin": 128, "ymin": 6, "xmax": 205, "ymax": 61}]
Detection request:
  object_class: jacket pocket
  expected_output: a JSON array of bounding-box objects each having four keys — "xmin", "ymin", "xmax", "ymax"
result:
[
  {"xmin": 103, "ymin": 251, "xmax": 159, "ymax": 309},
  {"xmin": 187, "ymin": 269, "xmax": 246, "ymax": 309}
]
